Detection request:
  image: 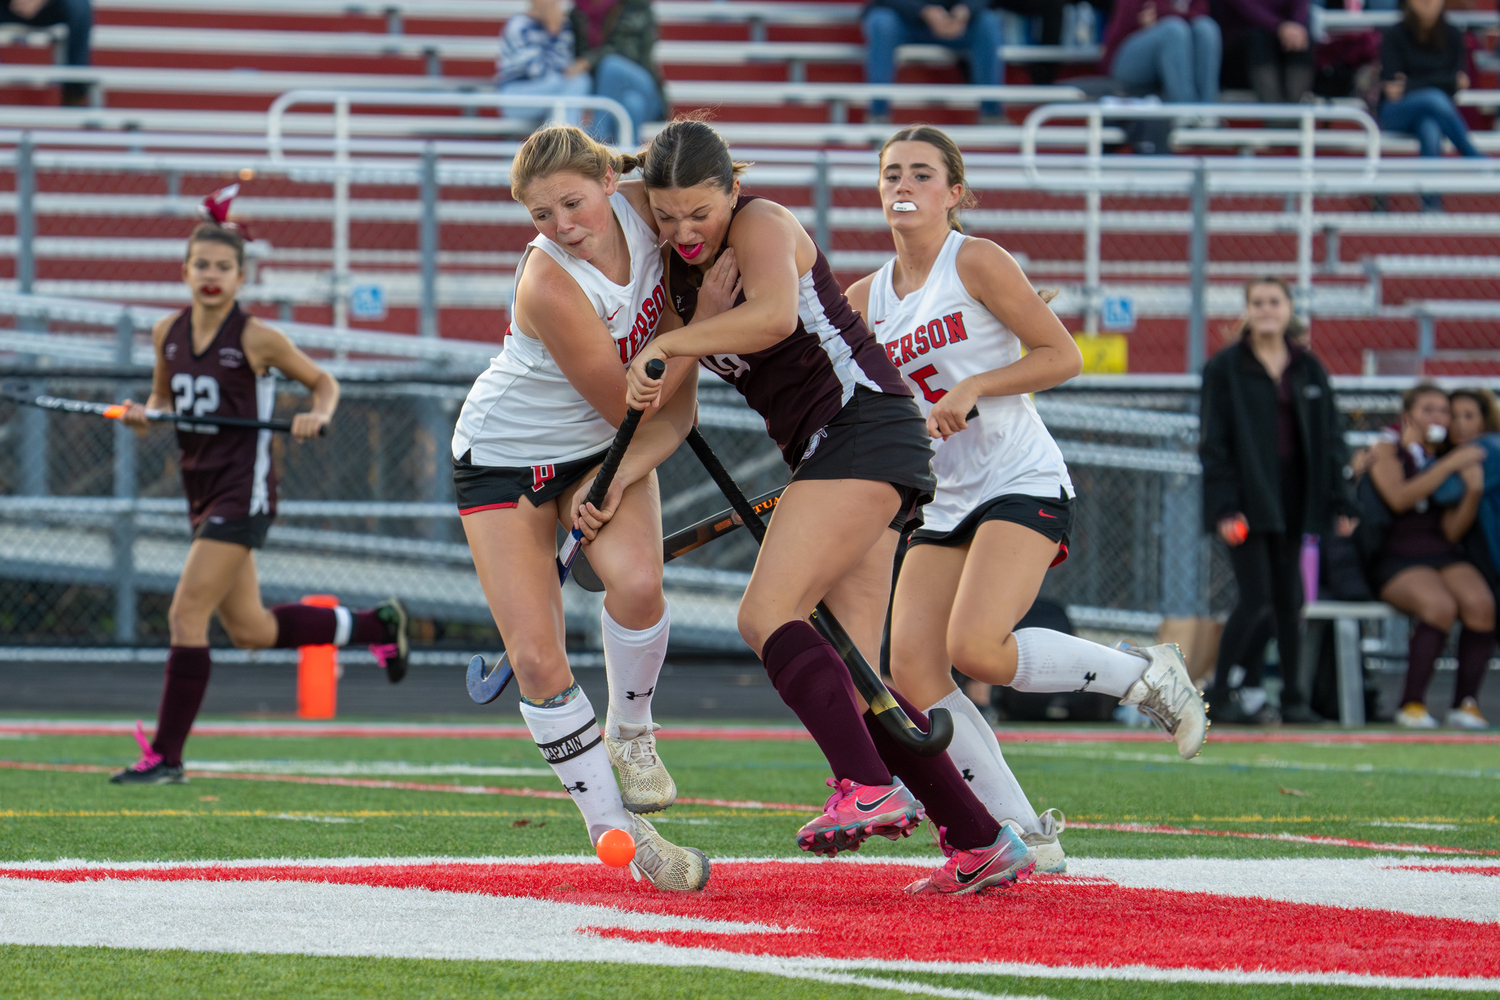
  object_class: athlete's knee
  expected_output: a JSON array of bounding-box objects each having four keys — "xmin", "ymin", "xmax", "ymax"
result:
[
  {"xmin": 167, "ymin": 597, "xmax": 212, "ymax": 638},
  {"xmin": 737, "ymin": 604, "xmax": 784, "ymax": 658},
  {"xmin": 946, "ymin": 623, "xmax": 1004, "ymax": 680},
  {"xmin": 1459, "ymin": 589, "xmax": 1495, "ymax": 631},
  {"xmin": 1416, "ymin": 591, "xmax": 1459, "ymax": 630},
  {"xmin": 503, "ymin": 634, "xmax": 571, "ymax": 680}
]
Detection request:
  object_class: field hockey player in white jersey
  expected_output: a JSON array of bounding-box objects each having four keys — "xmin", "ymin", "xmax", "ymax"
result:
[
  {"xmin": 845, "ymin": 125, "xmax": 1209, "ymax": 872},
  {"xmin": 451, "ymin": 125, "xmax": 709, "ymax": 891}
]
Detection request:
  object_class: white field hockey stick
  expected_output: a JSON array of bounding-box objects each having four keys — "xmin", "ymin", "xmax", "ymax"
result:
[
  {"xmin": 1, "ymin": 380, "xmax": 322, "ymax": 435},
  {"xmin": 466, "ymin": 358, "xmax": 665, "ymax": 705}
]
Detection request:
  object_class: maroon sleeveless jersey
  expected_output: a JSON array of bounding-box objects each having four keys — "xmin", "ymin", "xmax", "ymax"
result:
[
  {"xmin": 161, "ymin": 304, "xmax": 277, "ymax": 527},
  {"xmin": 668, "ymin": 194, "xmax": 909, "ymax": 466}
]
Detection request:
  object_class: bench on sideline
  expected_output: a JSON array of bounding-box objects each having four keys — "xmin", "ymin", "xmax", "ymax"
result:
[{"xmin": 1304, "ymin": 600, "xmax": 1397, "ymax": 727}]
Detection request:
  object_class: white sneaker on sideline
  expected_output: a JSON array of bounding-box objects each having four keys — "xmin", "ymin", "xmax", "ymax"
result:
[
  {"xmin": 1118, "ymin": 642, "xmax": 1209, "ymax": 758},
  {"xmin": 606, "ymin": 722, "xmax": 677, "ymax": 814},
  {"xmin": 1396, "ymin": 702, "xmax": 1440, "ymax": 729},
  {"xmin": 1445, "ymin": 698, "xmax": 1489, "ymax": 730}
]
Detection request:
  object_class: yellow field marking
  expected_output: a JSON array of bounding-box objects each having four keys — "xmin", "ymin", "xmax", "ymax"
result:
[{"xmin": 1068, "ymin": 813, "xmax": 1498, "ymax": 826}]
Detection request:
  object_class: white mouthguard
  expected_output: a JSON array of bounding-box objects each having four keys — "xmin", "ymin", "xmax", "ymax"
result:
[{"xmin": 892, "ymin": 201, "xmax": 918, "ymax": 212}]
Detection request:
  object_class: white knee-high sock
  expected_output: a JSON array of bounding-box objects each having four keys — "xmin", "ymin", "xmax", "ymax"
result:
[
  {"xmin": 602, "ymin": 603, "xmax": 670, "ymax": 737},
  {"xmin": 518, "ymin": 686, "xmax": 632, "ymax": 845},
  {"xmin": 932, "ymin": 689, "xmax": 1041, "ymax": 833},
  {"xmin": 1012, "ymin": 628, "xmax": 1146, "ymax": 698}
]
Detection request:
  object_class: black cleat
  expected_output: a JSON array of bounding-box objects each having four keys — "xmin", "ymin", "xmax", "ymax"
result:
[
  {"xmin": 110, "ymin": 761, "xmax": 187, "ymax": 785},
  {"xmin": 371, "ymin": 597, "xmax": 410, "ymax": 683}
]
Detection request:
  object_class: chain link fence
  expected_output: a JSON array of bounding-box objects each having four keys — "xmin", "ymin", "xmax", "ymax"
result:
[{"xmin": 1, "ymin": 295, "xmax": 1454, "ymax": 656}]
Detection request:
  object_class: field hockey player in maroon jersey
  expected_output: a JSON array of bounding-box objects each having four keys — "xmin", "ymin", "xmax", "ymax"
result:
[
  {"xmin": 109, "ymin": 204, "xmax": 410, "ymax": 786},
  {"xmin": 625, "ymin": 119, "xmax": 1035, "ymax": 895},
  {"xmin": 845, "ymin": 126, "xmax": 1209, "ymax": 874}
]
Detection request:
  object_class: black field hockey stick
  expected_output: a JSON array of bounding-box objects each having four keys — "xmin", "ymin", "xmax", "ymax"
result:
[
  {"xmin": 684, "ymin": 427, "xmax": 954, "ymax": 757},
  {"xmin": 570, "ymin": 485, "xmax": 784, "ymax": 593},
  {"xmin": 1, "ymin": 381, "xmax": 324, "ymax": 436},
  {"xmin": 466, "ymin": 358, "xmax": 666, "ymax": 705}
]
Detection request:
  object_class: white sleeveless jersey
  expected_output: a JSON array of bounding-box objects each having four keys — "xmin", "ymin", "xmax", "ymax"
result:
[
  {"xmin": 452, "ymin": 192, "xmax": 668, "ymax": 466},
  {"xmin": 867, "ymin": 230, "xmax": 1073, "ymax": 533}
]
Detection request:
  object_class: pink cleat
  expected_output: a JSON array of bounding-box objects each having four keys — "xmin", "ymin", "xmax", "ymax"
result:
[
  {"xmin": 795, "ymin": 777, "xmax": 924, "ymax": 857},
  {"xmin": 905, "ymin": 824, "xmax": 1036, "ymax": 895},
  {"xmin": 108, "ymin": 721, "xmax": 184, "ymax": 785}
]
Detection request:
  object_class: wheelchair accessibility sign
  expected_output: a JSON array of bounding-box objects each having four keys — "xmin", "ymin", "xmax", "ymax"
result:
[
  {"xmin": 1101, "ymin": 295, "xmax": 1136, "ymax": 331},
  {"xmin": 350, "ymin": 283, "xmax": 387, "ymax": 321}
]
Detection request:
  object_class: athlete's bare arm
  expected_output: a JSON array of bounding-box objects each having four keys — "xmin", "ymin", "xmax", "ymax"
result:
[
  {"xmin": 242, "ymin": 318, "xmax": 339, "ymax": 441},
  {"xmin": 120, "ymin": 318, "xmax": 176, "ymax": 430},
  {"xmin": 514, "ymin": 251, "xmax": 695, "ymax": 429},
  {"xmin": 923, "ymin": 239, "xmax": 1083, "ymax": 440},
  {"xmin": 843, "ymin": 273, "xmax": 876, "ymax": 322},
  {"xmin": 626, "ymin": 200, "xmax": 808, "ymax": 406}
]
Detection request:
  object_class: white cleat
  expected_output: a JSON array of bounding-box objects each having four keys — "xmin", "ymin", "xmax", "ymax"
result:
[
  {"xmin": 605, "ymin": 722, "xmax": 677, "ymax": 814},
  {"xmin": 1446, "ymin": 698, "xmax": 1489, "ymax": 730},
  {"xmin": 1118, "ymin": 642, "xmax": 1208, "ymax": 759},
  {"xmin": 628, "ymin": 814, "xmax": 710, "ymax": 891},
  {"xmin": 1017, "ymin": 808, "xmax": 1067, "ymax": 874}
]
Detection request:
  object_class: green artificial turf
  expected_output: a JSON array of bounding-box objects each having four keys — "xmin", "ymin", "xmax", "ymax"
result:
[
  {"xmin": 0, "ymin": 729, "xmax": 1496, "ymax": 862},
  {"xmin": 0, "ymin": 946, "xmax": 1488, "ymax": 1000}
]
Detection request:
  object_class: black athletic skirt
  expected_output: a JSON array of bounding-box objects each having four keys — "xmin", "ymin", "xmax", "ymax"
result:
[
  {"xmin": 909, "ymin": 490, "xmax": 1073, "ymax": 567},
  {"xmin": 453, "ymin": 446, "xmax": 610, "ymax": 515},
  {"xmin": 789, "ymin": 386, "xmax": 936, "ymax": 532},
  {"xmin": 1370, "ymin": 551, "xmax": 1468, "ymax": 595},
  {"xmin": 194, "ymin": 513, "xmax": 273, "ymax": 550}
]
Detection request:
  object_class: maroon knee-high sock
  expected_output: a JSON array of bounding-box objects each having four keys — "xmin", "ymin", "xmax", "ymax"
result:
[
  {"xmin": 1401, "ymin": 622, "xmax": 1446, "ymax": 707},
  {"xmin": 862, "ymin": 688, "xmax": 1001, "ymax": 851},
  {"xmin": 1454, "ymin": 627, "xmax": 1494, "ymax": 707},
  {"xmin": 151, "ymin": 646, "xmax": 212, "ymax": 767},
  {"xmin": 270, "ymin": 603, "xmax": 387, "ymax": 648},
  {"xmin": 762, "ymin": 621, "xmax": 891, "ymax": 787}
]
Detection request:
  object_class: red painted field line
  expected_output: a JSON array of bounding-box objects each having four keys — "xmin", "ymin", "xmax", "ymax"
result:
[
  {"xmin": 1069, "ymin": 821, "xmax": 1500, "ymax": 857},
  {"xmin": 0, "ymin": 760, "xmax": 813, "ymax": 812},
  {"xmin": 4, "ymin": 719, "xmax": 1498, "ymax": 744}
]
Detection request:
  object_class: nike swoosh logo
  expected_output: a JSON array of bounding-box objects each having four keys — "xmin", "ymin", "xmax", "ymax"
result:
[
  {"xmin": 954, "ymin": 856, "xmax": 994, "ymax": 884},
  {"xmin": 1038, "ymin": 510, "xmax": 1057, "ymax": 519},
  {"xmin": 854, "ymin": 789, "xmax": 901, "ymax": 813},
  {"xmin": 606, "ymin": 307, "xmax": 623, "ymax": 321},
  {"xmin": 873, "ymin": 319, "xmax": 886, "ymax": 325}
]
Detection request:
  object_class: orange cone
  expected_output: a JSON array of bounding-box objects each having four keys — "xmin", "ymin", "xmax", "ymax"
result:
[{"xmin": 297, "ymin": 594, "xmax": 339, "ymax": 720}]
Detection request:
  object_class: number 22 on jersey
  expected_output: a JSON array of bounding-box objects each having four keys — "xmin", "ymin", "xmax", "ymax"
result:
[{"xmin": 171, "ymin": 373, "xmax": 221, "ymax": 418}]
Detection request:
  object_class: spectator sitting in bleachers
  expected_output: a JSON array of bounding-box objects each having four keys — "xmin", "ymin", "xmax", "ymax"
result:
[
  {"xmin": 1378, "ymin": 0, "xmax": 1483, "ymax": 181},
  {"xmin": 572, "ymin": 0, "xmax": 664, "ymax": 143},
  {"xmin": 989, "ymin": 0, "xmax": 1067, "ymax": 84},
  {"xmin": 862, "ymin": 0, "xmax": 1005, "ymax": 122},
  {"xmin": 1365, "ymin": 384, "xmax": 1491, "ymax": 729},
  {"xmin": 0, "ymin": 0, "xmax": 92, "ymax": 106},
  {"xmin": 497, "ymin": 0, "xmax": 592, "ymax": 128},
  {"xmin": 1100, "ymin": 0, "xmax": 1220, "ymax": 103},
  {"xmin": 1219, "ymin": 0, "xmax": 1313, "ymax": 103}
]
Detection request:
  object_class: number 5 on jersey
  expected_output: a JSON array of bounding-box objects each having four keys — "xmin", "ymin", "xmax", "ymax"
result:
[{"xmin": 908, "ymin": 364, "xmax": 946, "ymax": 404}]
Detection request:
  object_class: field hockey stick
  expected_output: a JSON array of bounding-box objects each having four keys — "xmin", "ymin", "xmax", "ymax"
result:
[
  {"xmin": 466, "ymin": 358, "xmax": 665, "ymax": 705},
  {"xmin": 570, "ymin": 485, "xmax": 784, "ymax": 593},
  {"xmin": 684, "ymin": 427, "xmax": 954, "ymax": 757},
  {"xmin": 1, "ymin": 381, "xmax": 323, "ymax": 436}
]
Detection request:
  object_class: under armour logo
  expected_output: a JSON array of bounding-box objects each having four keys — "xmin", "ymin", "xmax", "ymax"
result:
[
  {"xmin": 1076, "ymin": 671, "xmax": 1098, "ymax": 693},
  {"xmin": 625, "ymin": 687, "xmax": 654, "ymax": 701},
  {"xmin": 564, "ymin": 781, "xmax": 587, "ymax": 794},
  {"xmin": 961, "ymin": 768, "xmax": 975, "ymax": 783}
]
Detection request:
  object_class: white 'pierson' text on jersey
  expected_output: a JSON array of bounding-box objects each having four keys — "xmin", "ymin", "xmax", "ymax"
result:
[{"xmin": 867, "ymin": 229, "xmax": 1073, "ymax": 533}]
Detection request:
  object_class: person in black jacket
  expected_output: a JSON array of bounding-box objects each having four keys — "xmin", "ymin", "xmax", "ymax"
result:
[
  {"xmin": 1378, "ymin": 0, "xmax": 1483, "ymax": 187},
  {"xmin": 1200, "ymin": 277, "xmax": 1359, "ymax": 724}
]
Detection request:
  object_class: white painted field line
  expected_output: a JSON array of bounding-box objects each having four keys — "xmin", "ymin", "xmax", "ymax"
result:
[{"xmin": 1003, "ymin": 743, "xmax": 1500, "ymax": 780}]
